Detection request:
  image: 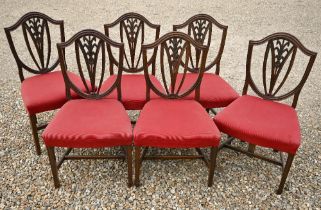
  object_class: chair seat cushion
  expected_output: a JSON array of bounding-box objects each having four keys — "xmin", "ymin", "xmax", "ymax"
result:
[
  {"xmin": 42, "ymin": 99, "xmax": 132, "ymax": 148},
  {"xmin": 134, "ymin": 99, "xmax": 220, "ymax": 148},
  {"xmin": 102, "ymin": 74, "xmax": 163, "ymax": 110},
  {"xmin": 213, "ymin": 95, "xmax": 301, "ymax": 154},
  {"xmin": 21, "ymin": 71, "xmax": 83, "ymax": 115},
  {"xmin": 175, "ymin": 73, "xmax": 239, "ymax": 108}
]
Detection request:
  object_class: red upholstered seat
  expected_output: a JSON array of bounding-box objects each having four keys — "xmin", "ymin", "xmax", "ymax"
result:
[
  {"xmin": 21, "ymin": 71, "xmax": 84, "ymax": 114},
  {"xmin": 134, "ymin": 99, "xmax": 220, "ymax": 148},
  {"xmin": 175, "ymin": 73, "xmax": 239, "ymax": 108},
  {"xmin": 42, "ymin": 99, "xmax": 132, "ymax": 148},
  {"xmin": 213, "ymin": 95, "xmax": 301, "ymax": 154},
  {"xmin": 102, "ymin": 74, "xmax": 163, "ymax": 110}
]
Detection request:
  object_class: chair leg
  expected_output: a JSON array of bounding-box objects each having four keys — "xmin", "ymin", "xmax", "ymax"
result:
[
  {"xmin": 29, "ymin": 114, "xmax": 41, "ymax": 155},
  {"xmin": 131, "ymin": 120, "xmax": 137, "ymax": 125},
  {"xmin": 134, "ymin": 146, "xmax": 141, "ymax": 187},
  {"xmin": 208, "ymin": 147, "xmax": 219, "ymax": 187},
  {"xmin": 126, "ymin": 146, "xmax": 133, "ymax": 187},
  {"xmin": 47, "ymin": 147, "xmax": 60, "ymax": 188},
  {"xmin": 276, "ymin": 153, "xmax": 295, "ymax": 194},
  {"xmin": 247, "ymin": 143, "xmax": 256, "ymax": 154},
  {"xmin": 210, "ymin": 108, "xmax": 217, "ymax": 115}
]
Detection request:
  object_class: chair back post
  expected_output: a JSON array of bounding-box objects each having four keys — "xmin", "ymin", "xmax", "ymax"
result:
[
  {"xmin": 142, "ymin": 31, "xmax": 209, "ymax": 101},
  {"xmin": 4, "ymin": 12, "xmax": 65, "ymax": 81},
  {"xmin": 104, "ymin": 12, "xmax": 160, "ymax": 74},
  {"xmin": 291, "ymin": 53, "xmax": 316, "ymax": 108},
  {"xmin": 242, "ymin": 43, "xmax": 254, "ymax": 96},
  {"xmin": 57, "ymin": 29, "xmax": 125, "ymax": 100},
  {"xmin": 56, "ymin": 43, "xmax": 71, "ymax": 99},
  {"xmin": 215, "ymin": 26, "xmax": 227, "ymax": 75},
  {"xmin": 117, "ymin": 46, "xmax": 125, "ymax": 101},
  {"xmin": 243, "ymin": 32, "xmax": 317, "ymax": 108},
  {"xmin": 173, "ymin": 14, "xmax": 227, "ymax": 74},
  {"xmin": 4, "ymin": 28, "xmax": 24, "ymax": 81}
]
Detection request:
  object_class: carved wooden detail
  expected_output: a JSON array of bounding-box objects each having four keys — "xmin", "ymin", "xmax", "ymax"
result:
[
  {"xmin": 104, "ymin": 13, "xmax": 160, "ymax": 73},
  {"xmin": 263, "ymin": 38, "xmax": 295, "ymax": 96},
  {"xmin": 57, "ymin": 30, "xmax": 124, "ymax": 100},
  {"xmin": 243, "ymin": 33, "xmax": 317, "ymax": 108},
  {"xmin": 76, "ymin": 35, "xmax": 104, "ymax": 93},
  {"xmin": 142, "ymin": 32, "xmax": 208, "ymax": 100},
  {"xmin": 173, "ymin": 14, "xmax": 227, "ymax": 74},
  {"xmin": 5, "ymin": 12, "xmax": 65, "ymax": 81}
]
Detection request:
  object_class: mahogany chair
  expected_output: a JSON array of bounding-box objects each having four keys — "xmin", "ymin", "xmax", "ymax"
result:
[
  {"xmin": 133, "ymin": 32, "xmax": 221, "ymax": 187},
  {"xmin": 4, "ymin": 12, "xmax": 84, "ymax": 155},
  {"xmin": 42, "ymin": 30, "xmax": 133, "ymax": 188},
  {"xmin": 214, "ymin": 33, "xmax": 317, "ymax": 194},
  {"xmin": 104, "ymin": 12, "xmax": 163, "ymax": 110},
  {"xmin": 173, "ymin": 14, "xmax": 239, "ymax": 112}
]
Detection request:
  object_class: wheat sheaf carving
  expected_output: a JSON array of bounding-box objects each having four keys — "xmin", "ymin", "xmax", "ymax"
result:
[
  {"xmin": 263, "ymin": 38, "xmax": 295, "ymax": 96},
  {"xmin": 190, "ymin": 19, "xmax": 211, "ymax": 44}
]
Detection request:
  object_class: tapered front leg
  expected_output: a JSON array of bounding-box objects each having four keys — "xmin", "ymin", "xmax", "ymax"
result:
[
  {"xmin": 277, "ymin": 153, "xmax": 295, "ymax": 194},
  {"xmin": 126, "ymin": 146, "xmax": 133, "ymax": 187},
  {"xmin": 208, "ymin": 147, "xmax": 219, "ymax": 187},
  {"xmin": 134, "ymin": 146, "xmax": 141, "ymax": 187},
  {"xmin": 247, "ymin": 143, "xmax": 256, "ymax": 154},
  {"xmin": 29, "ymin": 114, "xmax": 41, "ymax": 155},
  {"xmin": 47, "ymin": 147, "xmax": 60, "ymax": 188}
]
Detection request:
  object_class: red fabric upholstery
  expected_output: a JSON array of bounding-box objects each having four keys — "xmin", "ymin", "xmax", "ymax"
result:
[
  {"xmin": 175, "ymin": 73, "xmax": 239, "ymax": 108},
  {"xmin": 213, "ymin": 95, "xmax": 301, "ymax": 154},
  {"xmin": 42, "ymin": 99, "xmax": 132, "ymax": 148},
  {"xmin": 21, "ymin": 71, "xmax": 84, "ymax": 115},
  {"xmin": 134, "ymin": 99, "xmax": 220, "ymax": 148},
  {"xmin": 102, "ymin": 74, "xmax": 163, "ymax": 110}
]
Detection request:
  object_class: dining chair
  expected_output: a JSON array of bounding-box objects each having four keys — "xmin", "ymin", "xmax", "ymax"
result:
[
  {"xmin": 103, "ymin": 12, "xmax": 163, "ymax": 110},
  {"xmin": 42, "ymin": 30, "xmax": 133, "ymax": 188},
  {"xmin": 173, "ymin": 14, "xmax": 239, "ymax": 113},
  {"xmin": 4, "ymin": 12, "xmax": 84, "ymax": 155},
  {"xmin": 133, "ymin": 32, "xmax": 221, "ymax": 187},
  {"xmin": 213, "ymin": 32, "xmax": 317, "ymax": 194}
]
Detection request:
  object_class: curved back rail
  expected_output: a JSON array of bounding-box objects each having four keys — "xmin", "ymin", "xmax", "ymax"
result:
[
  {"xmin": 57, "ymin": 29, "xmax": 125, "ymax": 100},
  {"xmin": 4, "ymin": 12, "xmax": 65, "ymax": 81},
  {"xmin": 142, "ymin": 32, "xmax": 209, "ymax": 100},
  {"xmin": 243, "ymin": 32, "xmax": 317, "ymax": 108},
  {"xmin": 173, "ymin": 14, "xmax": 227, "ymax": 74},
  {"xmin": 104, "ymin": 12, "xmax": 160, "ymax": 74}
]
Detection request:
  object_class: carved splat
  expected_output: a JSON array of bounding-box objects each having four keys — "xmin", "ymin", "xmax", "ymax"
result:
[
  {"xmin": 104, "ymin": 13, "xmax": 160, "ymax": 73},
  {"xmin": 123, "ymin": 18, "xmax": 141, "ymax": 44},
  {"xmin": 272, "ymin": 39, "xmax": 294, "ymax": 68},
  {"xmin": 122, "ymin": 17, "xmax": 143, "ymax": 68},
  {"xmin": 173, "ymin": 14, "xmax": 228, "ymax": 73},
  {"xmin": 244, "ymin": 32, "xmax": 317, "ymax": 108},
  {"xmin": 188, "ymin": 19, "xmax": 211, "ymax": 69},
  {"xmin": 76, "ymin": 35, "xmax": 104, "ymax": 93},
  {"xmin": 143, "ymin": 33, "xmax": 208, "ymax": 99},
  {"xmin": 263, "ymin": 38, "xmax": 296, "ymax": 96},
  {"xmin": 160, "ymin": 36, "xmax": 194, "ymax": 96},
  {"xmin": 166, "ymin": 37, "xmax": 184, "ymax": 64},
  {"xmin": 5, "ymin": 12, "xmax": 65, "ymax": 81},
  {"xmin": 22, "ymin": 17, "xmax": 50, "ymax": 70},
  {"xmin": 189, "ymin": 19, "xmax": 211, "ymax": 45},
  {"xmin": 24, "ymin": 18, "xmax": 45, "ymax": 49},
  {"xmin": 57, "ymin": 30, "xmax": 124, "ymax": 99},
  {"xmin": 78, "ymin": 36, "xmax": 101, "ymax": 66}
]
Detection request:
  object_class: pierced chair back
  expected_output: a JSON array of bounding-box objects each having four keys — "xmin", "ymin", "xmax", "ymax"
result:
[
  {"xmin": 57, "ymin": 29, "xmax": 124, "ymax": 100},
  {"xmin": 104, "ymin": 12, "xmax": 160, "ymax": 74},
  {"xmin": 142, "ymin": 32, "xmax": 209, "ymax": 100},
  {"xmin": 5, "ymin": 12, "xmax": 65, "ymax": 81},
  {"xmin": 173, "ymin": 14, "xmax": 227, "ymax": 74},
  {"xmin": 243, "ymin": 32, "xmax": 317, "ymax": 108}
]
